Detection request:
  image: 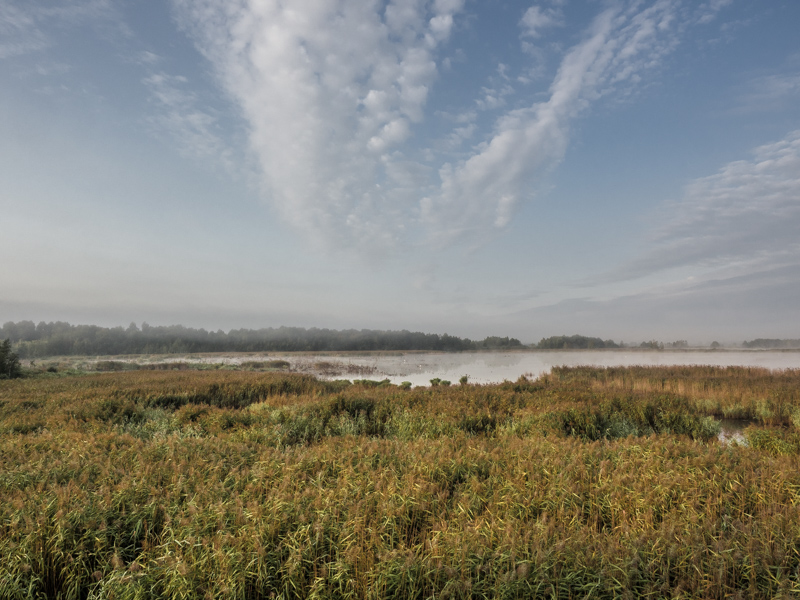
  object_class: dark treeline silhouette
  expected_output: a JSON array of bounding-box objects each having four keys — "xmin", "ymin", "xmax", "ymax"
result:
[
  {"xmin": 0, "ymin": 321, "xmax": 523, "ymax": 358},
  {"xmin": 537, "ymin": 335, "xmax": 619, "ymax": 350},
  {"xmin": 0, "ymin": 339, "xmax": 23, "ymax": 378},
  {"xmin": 743, "ymin": 338, "xmax": 800, "ymax": 349}
]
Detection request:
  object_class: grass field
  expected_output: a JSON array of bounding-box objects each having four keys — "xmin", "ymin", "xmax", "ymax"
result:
[{"xmin": 2, "ymin": 365, "xmax": 800, "ymax": 599}]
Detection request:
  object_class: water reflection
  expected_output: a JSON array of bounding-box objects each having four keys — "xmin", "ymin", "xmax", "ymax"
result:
[{"xmin": 716, "ymin": 418, "xmax": 754, "ymax": 446}]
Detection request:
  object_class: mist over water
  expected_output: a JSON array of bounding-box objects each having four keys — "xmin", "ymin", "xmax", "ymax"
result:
[{"xmin": 291, "ymin": 350, "xmax": 800, "ymax": 386}]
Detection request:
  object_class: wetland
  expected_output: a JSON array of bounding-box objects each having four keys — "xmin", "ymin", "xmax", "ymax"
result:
[
  {"xmin": 43, "ymin": 348, "xmax": 800, "ymax": 387},
  {"xmin": 2, "ymin": 363, "xmax": 800, "ymax": 598}
]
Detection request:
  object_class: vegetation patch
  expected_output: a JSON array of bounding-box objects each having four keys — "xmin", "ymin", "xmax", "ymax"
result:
[
  {"xmin": 241, "ymin": 359, "xmax": 291, "ymax": 370},
  {"xmin": 0, "ymin": 339, "xmax": 23, "ymax": 379},
  {"xmin": 95, "ymin": 360, "xmax": 139, "ymax": 372},
  {"xmin": 2, "ymin": 365, "xmax": 800, "ymax": 598},
  {"xmin": 551, "ymin": 395, "xmax": 722, "ymax": 441}
]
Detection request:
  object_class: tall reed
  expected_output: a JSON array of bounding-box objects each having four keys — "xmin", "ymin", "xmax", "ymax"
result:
[{"xmin": 2, "ymin": 366, "xmax": 799, "ymax": 598}]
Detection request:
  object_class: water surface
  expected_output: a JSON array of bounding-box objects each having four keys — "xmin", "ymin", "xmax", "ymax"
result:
[{"xmin": 286, "ymin": 350, "xmax": 800, "ymax": 386}]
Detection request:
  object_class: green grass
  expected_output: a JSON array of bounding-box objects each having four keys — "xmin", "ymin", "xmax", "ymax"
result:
[{"xmin": 1, "ymin": 366, "xmax": 800, "ymax": 598}]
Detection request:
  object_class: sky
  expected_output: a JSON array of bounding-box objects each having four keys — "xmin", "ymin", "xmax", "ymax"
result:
[{"xmin": 1, "ymin": 0, "xmax": 799, "ymax": 345}]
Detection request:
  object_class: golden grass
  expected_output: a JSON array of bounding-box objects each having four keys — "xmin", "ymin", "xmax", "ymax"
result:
[{"xmin": 1, "ymin": 366, "xmax": 799, "ymax": 598}]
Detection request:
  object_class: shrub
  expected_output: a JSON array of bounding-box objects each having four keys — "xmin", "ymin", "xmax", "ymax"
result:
[
  {"xmin": 0, "ymin": 339, "xmax": 22, "ymax": 379},
  {"xmin": 353, "ymin": 378, "xmax": 391, "ymax": 388},
  {"xmin": 95, "ymin": 360, "xmax": 137, "ymax": 372}
]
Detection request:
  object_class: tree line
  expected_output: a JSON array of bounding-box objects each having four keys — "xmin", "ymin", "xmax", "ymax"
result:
[
  {"xmin": 743, "ymin": 338, "xmax": 800, "ymax": 349},
  {"xmin": 1, "ymin": 321, "xmax": 524, "ymax": 358},
  {"xmin": 536, "ymin": 335, "xmax": 619, "ymax": 349}
]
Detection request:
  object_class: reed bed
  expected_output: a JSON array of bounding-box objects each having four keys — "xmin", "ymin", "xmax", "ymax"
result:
[
  {"xmin": 555, "ymin": 365, "xmax": 800, "ymax": 425},
  {"xmin": 1, "ymin": 366, "xmax": 800, "ymax": 599}
]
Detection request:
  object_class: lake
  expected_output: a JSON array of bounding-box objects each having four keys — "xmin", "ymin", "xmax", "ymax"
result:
[{"xmin": 282, "ymin": 349, "xmax": 800, "ymax": 386}]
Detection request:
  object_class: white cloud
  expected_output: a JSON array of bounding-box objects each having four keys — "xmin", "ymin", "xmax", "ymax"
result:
[
  {"xmin": 695, "ymin": 0, "xmax": 733, "ymax": 25},
  {"xmin": 519, "ymin": 4, "xmax": 563, "ymax": 39},
  {"xmin": 173, "ymin": 0, "xmax": 465, "ymax": 251},
  {"xmin": 136, "ymin": 50, "xmax": 161, "ymax": 65},
  {"xmin": 421, "ymin": 0, "xmax": 691, "ymax": 243},
  {"xmin": 172, "ymin": 0, "xmax": 728, "ymax": 252},
  {"xmin": 602, "ymin": 131, "xmax": 800, "ymax": 282},
  {"xmin": 440, "ymin": 123, "xmax": 476, "ymax": 151},
  {"xmin": 475, "ymin": 84, "xmax": 514, "ymax": 110}
]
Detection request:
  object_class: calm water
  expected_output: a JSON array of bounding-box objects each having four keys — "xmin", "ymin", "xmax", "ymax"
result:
[
  {"xmin": 717, "ymin": 418, "xmax": 754, "ymax": 446},
  {"xmin": 285, "ymin": 350, "xmax": 800, "ymax": 387}
]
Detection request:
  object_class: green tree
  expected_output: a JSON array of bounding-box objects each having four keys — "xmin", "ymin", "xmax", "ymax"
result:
[
  {"xmin": 0, "ymin": 339, "xmax": 22, "ymax": 379},
  {"xmin": 538, "ymin": 335, "xmax": 618, "ymax": 349},
  {"xmin": 640, "ymin": 340, "xmax": 664, "ymax": 350}
]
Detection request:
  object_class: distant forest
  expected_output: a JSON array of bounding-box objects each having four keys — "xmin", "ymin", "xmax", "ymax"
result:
[
  {"xmin": 743, "ymin": 338, "xmax": 800, "ymax": 349},
  {"xmin": 6, "ymin": 321, "xmax": 786, "ymax": 358},
  {"xmin": 536, "ymin": 335, "xmax": 619, "ymax": 350},
  {"xmin": 0, "ymin": 321, "xmax": 524, "ymax": 358}
]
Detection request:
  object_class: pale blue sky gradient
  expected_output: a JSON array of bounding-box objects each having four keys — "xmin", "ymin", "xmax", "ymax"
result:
[{"xmin": 2, "ymin": 0, "xmax": 799, "ymax": 344}]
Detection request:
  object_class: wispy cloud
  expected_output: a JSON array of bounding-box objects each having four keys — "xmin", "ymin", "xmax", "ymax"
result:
[
  {"xmin": 519, "ymin": 3, "xmax": 564, "ymax": 39},
  {"xmin": 695, "ymin": 0, "xmax": 733, "ymax": 25},
  {"xmin": 142, "ymin": 71, "xmax": 237, "ymax": 174},
  {"xmin": 0, "ymin": 0, "xmax": 122, "ymax": 60},
  {"xmin": 135, "ymin": 50, "xmax": 161, "ymax": 66},
  {"xmin": 473, "ymin": 63, "xmax": 515, "ymax": 111},
  {"xmin": 601, "ymin": 130, "xmax": 800, "ymax": 282},
  {"xmin": 172, "ymin": 0, "xmax": 728, "ymax": 252},
  {"xmin": 421, "ymin": 0, "xmax": 695, "ymax": 239},
  {"xmin": 730, "ymin": 67, "xmax": 800, "ymax": 115},
  {"xmin": 0, "ymin": 3, "xmax": 49, "ymax": 59},
  {"xmin": 516, "ymin": 262, "xmax": 800, "ymax": 341}
]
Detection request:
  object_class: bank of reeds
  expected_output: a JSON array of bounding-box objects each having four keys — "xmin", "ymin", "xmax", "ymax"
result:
[
  {"xmin": 1, "ymin": 366, "xmax": 800, "ymax": 598},
  {"xmin": 549, "ymin": 365, "xmax": 800, "ymax": 425}
]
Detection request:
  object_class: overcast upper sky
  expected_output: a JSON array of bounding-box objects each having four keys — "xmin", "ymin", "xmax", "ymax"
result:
[{"xmin": 2, "ymin": 0, "xmax": 799, "ymax": 344}]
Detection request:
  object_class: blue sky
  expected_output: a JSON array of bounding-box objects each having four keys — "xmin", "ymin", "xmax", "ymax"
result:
[{"xmin": 1, "ymin": 0, "xmax": 799, "ymax": 344}]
